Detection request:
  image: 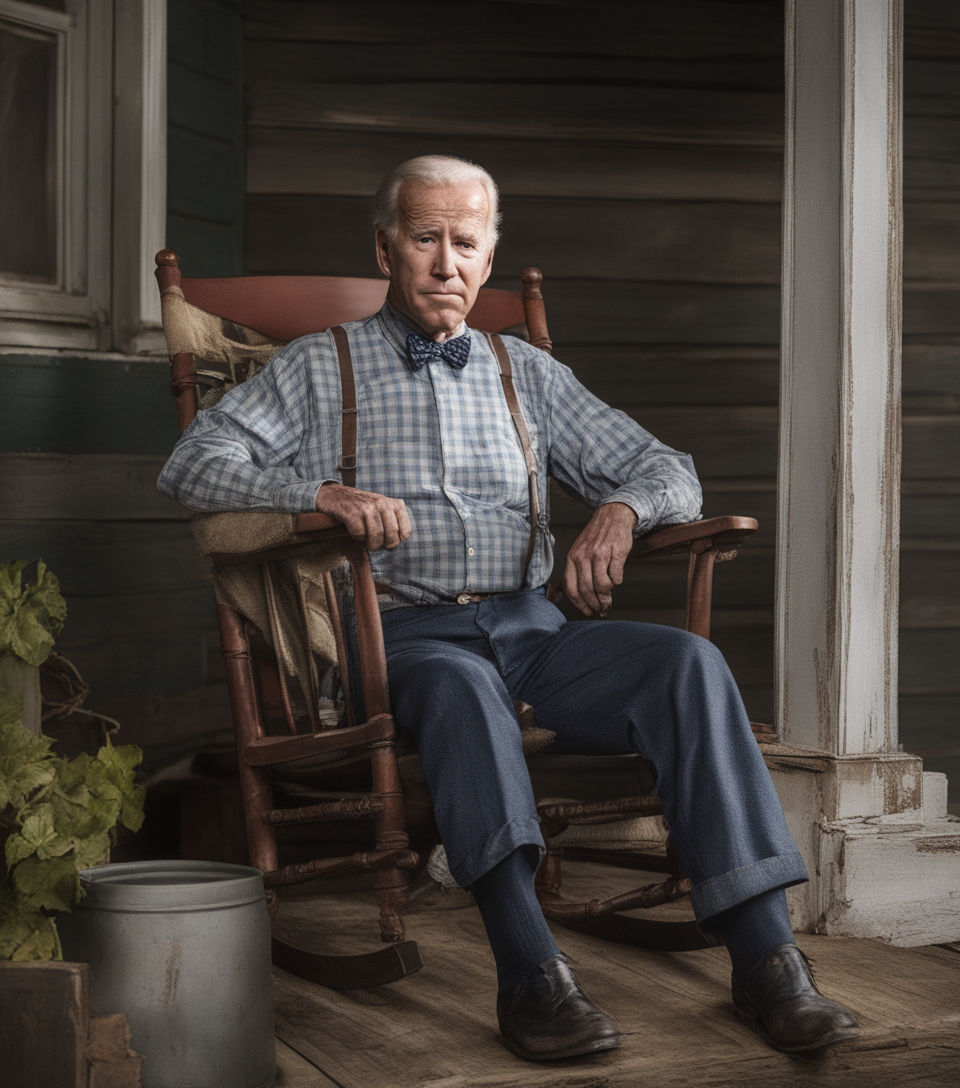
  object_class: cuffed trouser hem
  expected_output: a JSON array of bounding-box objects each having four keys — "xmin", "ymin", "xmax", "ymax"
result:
[
  {"xmin": 690, "ymin": 852, "xmax": 809, "ymax": 922},
  {"xmin": 452, "ymin": 816, "xmax": 545, "ymax": 890}
]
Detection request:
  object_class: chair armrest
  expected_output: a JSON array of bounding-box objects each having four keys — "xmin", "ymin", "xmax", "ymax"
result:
[
  {"xmin": 191, "ymin": 509, "xmax": 353, "ymax": 564},
  {"xmin": 292, "ymin": 512, "xmax": 345, "ymax": 534},
  {"xmin": 633, "ymin": 515, "xmax": 758, "ymax": 559},
  {"xmin": 631, "ymin": 515, "xmax": 759, "ymax": 640}
]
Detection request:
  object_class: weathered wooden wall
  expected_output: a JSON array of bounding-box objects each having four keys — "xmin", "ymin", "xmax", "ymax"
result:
[
  {"xmin": 902, "ymin": 1, "xmax": 960, "ymax": 796},
  {"xmin": 243, "ymin": 0, "xmax": 786, "ymax": 719},
  {"xmin": 244, "ymin": 0, "xmax": 958, "ymax": 797},
  {"xmin": 166, "ymin": 0, "xmax": 245, "ymax": 274}
]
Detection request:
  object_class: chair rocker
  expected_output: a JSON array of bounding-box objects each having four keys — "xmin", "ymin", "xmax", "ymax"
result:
[{"xmin": 155, "ymin": 249, "xmax": 762, "ymax": 985}]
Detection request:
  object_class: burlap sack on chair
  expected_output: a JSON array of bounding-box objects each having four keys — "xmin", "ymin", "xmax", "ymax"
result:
[
  {"xmin": 160, "ymin": 283, "xmax": 282, "ymax": 404},
  {"xmin": 160, "ymin": 285, "xmax": 342, "ymax": 685}
]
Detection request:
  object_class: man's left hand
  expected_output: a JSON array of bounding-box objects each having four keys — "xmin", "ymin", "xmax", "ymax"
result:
[{"xmin": 563, "ymin": 502, "xmax": 638, "ymax": 617}]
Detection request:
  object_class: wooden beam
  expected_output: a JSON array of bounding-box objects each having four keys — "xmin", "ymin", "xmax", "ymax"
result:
[{"xmin": 776, "ymin": 0, "xmax": 903, "ymax": 755}]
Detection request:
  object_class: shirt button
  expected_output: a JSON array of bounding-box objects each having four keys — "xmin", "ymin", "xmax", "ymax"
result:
[{"xmin": 468, "ymin": 547, "xmax": 475, "ymax": 556}]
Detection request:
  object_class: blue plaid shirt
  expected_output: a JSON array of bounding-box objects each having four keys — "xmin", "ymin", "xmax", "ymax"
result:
[{"xmin": 158, "ymin": 303, "xmax": 702, "ymax": 604}]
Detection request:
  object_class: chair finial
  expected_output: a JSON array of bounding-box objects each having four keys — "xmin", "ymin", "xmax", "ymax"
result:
[{"xmin": 155, "ymin": 249, "xmax": 180, "ymax": 268}]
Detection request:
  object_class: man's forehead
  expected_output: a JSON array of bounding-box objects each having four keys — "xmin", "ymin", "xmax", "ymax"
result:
[{"xmin": 397, "ymin": 180, "xmax": 490, "ymax": 227}]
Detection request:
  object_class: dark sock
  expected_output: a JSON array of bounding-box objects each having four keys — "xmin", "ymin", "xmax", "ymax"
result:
[
  {"xmin": 708, "ymin": 887, "xmax": 795, "ymax": 982},
  {"xmin": 470, "ymin": 848, "xmax": 561, "ymax": 991}
]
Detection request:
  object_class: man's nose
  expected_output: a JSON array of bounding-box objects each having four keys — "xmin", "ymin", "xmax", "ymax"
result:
[{"xmin": 433, "ymin": 238, "xmax": 456, "ymax": 279}]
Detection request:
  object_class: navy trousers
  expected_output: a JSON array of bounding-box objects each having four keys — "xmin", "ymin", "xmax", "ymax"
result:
[{"xmin": 379, "ymin": 588, "xmax": 807, "ymax": 923}]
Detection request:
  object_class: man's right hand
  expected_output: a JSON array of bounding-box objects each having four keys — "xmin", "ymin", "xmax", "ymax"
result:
[{"xmin": 315, "ymin": 483, "xmax": 412, "ymax": 551}]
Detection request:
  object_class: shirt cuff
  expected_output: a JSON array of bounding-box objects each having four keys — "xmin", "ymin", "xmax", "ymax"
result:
[
  {"xmin": 603, "ymin": 487, "xmax": 702, "ymax": 537},
  {"xmin": 275, "ymin": 479, "xmax": 329, "ymax": 513},
  {"xmin": 600, "ymin": 490, "xmax": 656, "ymax": 535}
]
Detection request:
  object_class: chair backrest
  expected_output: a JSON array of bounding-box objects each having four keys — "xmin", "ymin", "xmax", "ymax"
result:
[{"xmin": 154, "ymin": 250, "xmax": 553, "ymax": 434}]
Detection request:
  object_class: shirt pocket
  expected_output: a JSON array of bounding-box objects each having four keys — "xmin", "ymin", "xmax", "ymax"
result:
[{"xmin": 357, "ymin": 373, "xmax": 412, "ymax": 443}]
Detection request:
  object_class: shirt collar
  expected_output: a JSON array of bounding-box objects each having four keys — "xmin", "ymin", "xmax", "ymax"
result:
[{"xmin": 377, "ymin": 299, "xmax": 470, "ymax": 358}]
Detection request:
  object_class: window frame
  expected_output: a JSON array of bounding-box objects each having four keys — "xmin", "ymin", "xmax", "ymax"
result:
[{"xmin": 0, "ymin": 0, "xmax": 166, "ymax": 354}]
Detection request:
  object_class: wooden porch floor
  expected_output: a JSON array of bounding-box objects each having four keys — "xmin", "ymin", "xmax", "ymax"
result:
[{"xmin": 271, "ymin": 862, "xmax": 960, "ymax": 1088}]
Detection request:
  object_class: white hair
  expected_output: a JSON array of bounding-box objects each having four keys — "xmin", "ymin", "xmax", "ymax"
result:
[{"xmin": 373, "ymin": 155, "xmax": 501, "ymax": 245}]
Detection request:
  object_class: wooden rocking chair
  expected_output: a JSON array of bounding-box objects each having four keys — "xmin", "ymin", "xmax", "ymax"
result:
[{"xmin": 154, "ymin": 249, "xmax": 761, "ymax": 987}]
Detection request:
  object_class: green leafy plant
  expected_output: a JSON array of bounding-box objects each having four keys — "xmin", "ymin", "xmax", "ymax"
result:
[
  {"xmin": 0, "ymin": 561, "xmax": 145, "ymax": 960},
  {"xmin": 0, "ymin": 560, "xmax": 68, "ymax": 667}
]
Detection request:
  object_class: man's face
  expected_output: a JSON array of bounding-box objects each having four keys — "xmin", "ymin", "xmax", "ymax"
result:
[{"xmin": 376, "ymin": 179, "xmax": 495, "ymax": 341}]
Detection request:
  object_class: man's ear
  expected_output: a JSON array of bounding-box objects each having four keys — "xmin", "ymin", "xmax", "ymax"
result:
[
  {"xmin": 374, "ymin": 228, "xmax": 392, "ymax": 278},
  {"xmin": 480, "ymin": 244, "xmax": 495, "ymax": 287}
]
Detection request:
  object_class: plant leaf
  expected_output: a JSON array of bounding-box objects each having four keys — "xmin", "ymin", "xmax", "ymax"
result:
[
  {"xmin": 72, "ymin": 831, "xmax": 112, "ymax": 870},
  {"xmin": 0, "ymin": 560, "xmax": 67, "ymax": 666},
  {"xmin": 0, "ymin": 883, "xmax": 61, "ymax": 961},
  {"xmin": 12, "ymin": 852, "xmax": 80, "ymax": 913},
  {"xmin": 96, "ymin": 741, "xmax": 146, "ymax": 833},
  {"xmin": 0, "ymin": 702, "xmax": 57, "ymax": 811},
  {"xmin": 4, "ymin": 803, "xmax": 69, "ymax": 867}
]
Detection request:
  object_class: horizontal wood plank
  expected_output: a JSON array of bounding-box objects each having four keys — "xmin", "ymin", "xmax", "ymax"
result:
[
  {"xmin": 905, "ymin": 116, "xmax": 960, "ymax": 164},
  {"xmin": 904, "ymin": 153, "xmax": 960, "ymax": 198},
  {"xmin": 0, "ymin": 454, "xmax": 182, "ymax": 520},
  {"xmin": 559, "ymin": 346, "xmax": 780, "ymax": 406},
  {"xmin": 904, "ymin": 201, "xmax": 960, "ymax": 283},
  {"xmin": 905, "ymin": 56, "xmax": 960, "ymax": 116},
  {"xmin": 0, "ymin": 520, "xmax": 207, "ymax": 596},
  {"xmin": 595, "ymin": 405, "xmax": 778, "ymax": 479},
  {"xmin": 275, "ymin": 1037, "xmax": 342, "ymax": 1088},
  {"xmin": 902, "ymin": 413, "xmax": 960, "ymax": 478},
  {"xmin": 0, "ymin": 355, "xmax": 177, "ymax": 455},
  {"xmin": 908, "ymin": 0, "xmax": 960, "ymax": 32},
  {"xmin": 247, "ymin": 81, "xmax": 783, "ymax": 146},
  {"xmin": 906, "ymin": 25, "xmax": 960, "ymax": 59},
  {"xmin": 898, "ymin": 694, "xmax": 960, "ymax": 763},
  {"xmin": 246, "ymin": 39, "xmax": 785, "ymax": 90},
  {"xmin": 168, "ymin": 59, "xmax": 243, "ymax": 142},
  {"xmin": 169, "ymin": 0, "xmax": 243, "ymax": 81},
  {"xmin": 246, "ymin": 129, "xmax": 784, "ymax": 202},
  {"xmin": 899, "ymin": 551, "xmax": 960, "ymax": 627},
  {"xmin": 245, "ymin": 1, "xmax": 785, "ymax": 58},
  {"xmin": 168, "ymin": 126, "xmax": 245, "ymax": 225},
  {"xmin": 56, "ymin": 633, "xmax": 214, "ymax": 703},
  {"xmin": 900, "ymin": 483, "xmax": 960, "ymax": 540},
  {"xmin": 166, "ymin": 213, "xmax": 245, "ymax": 278},
  {"xmin": 900, "ymin": 627, "xmax": 960, "ymax": 695}
]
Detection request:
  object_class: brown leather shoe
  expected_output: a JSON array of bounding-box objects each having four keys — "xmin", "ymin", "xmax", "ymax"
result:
[
  {"xmin": 496, "ymin": 955, "xmax": 621, "ymax": 1061},
  {"xmin": 732, "ymin": 943, "xmax": 861, "ymax": 1052}
]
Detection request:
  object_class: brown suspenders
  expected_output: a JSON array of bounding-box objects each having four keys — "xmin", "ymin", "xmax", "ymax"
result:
[
  {"xmin": 484, "ymin": 332, "xmax": 541, "ymax": 581},
  {"xmin": 329, "ymin": 326, "xmax": 540, "ymax": 584},
  {"xmin": 331, "ymin": 325, "xmax": 358, "ymax": 489}
]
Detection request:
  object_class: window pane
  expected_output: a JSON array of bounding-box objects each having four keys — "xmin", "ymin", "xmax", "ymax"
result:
[{"xmin": 0, "ymin": 23, "xmax": 57, "ymax": 282}]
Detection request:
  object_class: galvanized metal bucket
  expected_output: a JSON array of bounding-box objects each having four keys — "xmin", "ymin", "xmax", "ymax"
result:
[{"xmin": 59, "ymin": 860, "xmax": 275, "ymax": 1088}]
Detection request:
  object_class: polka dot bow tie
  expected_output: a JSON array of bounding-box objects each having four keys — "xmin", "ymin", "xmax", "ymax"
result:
[{"xmin": 405, "ymin": 331, "xmax": 472, "ymax": 372}]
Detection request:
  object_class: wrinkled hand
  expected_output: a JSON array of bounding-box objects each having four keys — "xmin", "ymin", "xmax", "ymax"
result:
[
  {"xmin": 315, "ymin": 483, "xmax": 412, "ymax": 551},
  {"xmin": 563, "ymin": 502, "xmax": 637, "ymax": 616}
]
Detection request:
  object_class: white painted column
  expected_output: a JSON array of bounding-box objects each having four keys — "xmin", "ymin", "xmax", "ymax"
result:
[
  {"xmin": 772, "ymin": 1, "xmax": 959, "ymax": 945},
  {"xmin": 776, "ymin": 0, "xmax": 902, "ymax": 757}
]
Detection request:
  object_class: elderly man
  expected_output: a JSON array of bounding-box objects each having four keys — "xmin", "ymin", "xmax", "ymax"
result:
[{"xmin": 159, "ymin": 156, "xmax": 859, "ymax": 1061}]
